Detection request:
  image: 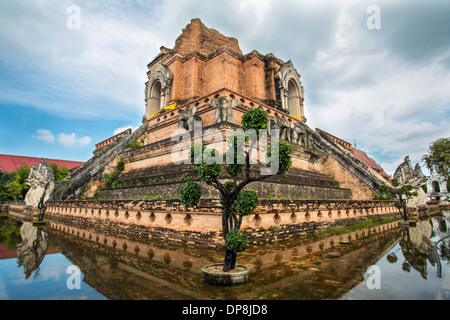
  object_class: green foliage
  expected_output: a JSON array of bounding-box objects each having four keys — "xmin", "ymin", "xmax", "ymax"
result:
[
  {"xmin": 104, "ymin": 171, "xmax": 120, "ymax": 186},
  {"xmin": 0, "ymin": 171, "xmax": 15, "ymax": 202},
  {"xmin": 190, "ymin": 145, "xmax": 223, "ymax": 185},
  {"xmin": 225, "ymin": 229, "xmax": 248, "ymax": 253},
  {"xmin": 267, "ymin": 140, "xmax": 293, "ymax": 175},
  {"xmin": 1, "ymin": 166, "xmax": 30, "ymax": 201},
  {"xmin": 241, "ymin": 107, "xmax": 268, "ymax": 134},
  {"xmin": 179, "ymin": 181, "xmax": 202, "ymax": 208},
  {"xmin": 49, "ymin": 162, "xmax": 70, "ymax": 184},
  {"xmin": 422, "ymin": 137, "xmax": 450, "ymax": 179},
  {"xmin": 224, "ymin": 134, "xmax": 245, "ymax": 177},
  {"xmin": 0, "ymin": 218, "xmax": 22, "ymax": 250},
  {"xmin": 129, "ymin": 141, "xmax": 141, "ymax": 150},
  {"xmin": 373, "ymin": 185, "xmax": 393, "ymax": 200},
  {"xmin": 103, "ymin": 159, "xmax": 125, "ymax": 188},
  {"xmin": 116, "ymin": 159, "xmax": 124, "ymax": 172},
  {"xmin": 376, "ymin": 179, "xmax": 418, "ymax": 220},
  {"xmin": 231, "ymin": 190, "xmax": 258, "ymax": 217}
]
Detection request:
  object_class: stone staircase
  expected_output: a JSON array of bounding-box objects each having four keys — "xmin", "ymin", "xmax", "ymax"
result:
[{"xmin": 53, "ymin": 123, "xmax": 148, "ymax": 200}]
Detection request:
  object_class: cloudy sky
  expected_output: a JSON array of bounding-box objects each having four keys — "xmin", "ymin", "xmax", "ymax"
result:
[{"xmin": 0, "ymin": 0, "xmax": 449, "ymax": 176}]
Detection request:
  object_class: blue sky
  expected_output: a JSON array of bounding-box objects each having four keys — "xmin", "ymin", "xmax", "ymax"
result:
[{"xmin": 0, "ymin": 0, "xmax": 449, "ymax": 175}]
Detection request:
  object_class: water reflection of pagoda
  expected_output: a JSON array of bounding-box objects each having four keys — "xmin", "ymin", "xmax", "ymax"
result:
[{"xmin": 45, "ymin": 219, "xmax": 402, "ymax": 300}]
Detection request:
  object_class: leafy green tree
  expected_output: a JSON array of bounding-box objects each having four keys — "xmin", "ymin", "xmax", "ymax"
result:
[
  {"xmin": 0, "ymin": 170, "xmax": 15, "ymax": 202},
  {"xmin": 49, "ymin": 163, "xmax": 70, "ymax": 184},
  {"xmin": 179, "ymin": 108, "xmax": 293, "ymax": 271},
  {"xmin": 422, "ymin": 137, "xmax": 450, "ymax": 179},
  {"xmin": 377, "ymin": 179, "xmax": 418, "ymax": 221},
  {"xmin": 6, "ymin": 166, "xmax": 30, "ymax": 201}
]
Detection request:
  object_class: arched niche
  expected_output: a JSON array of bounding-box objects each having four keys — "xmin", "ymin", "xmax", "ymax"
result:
[
  {"xmin": 287, "ymin": 79, "xmax": 301, "ymax": 117},
  {"xmin": 145, "ymin": 62, "xmax": 173, "ymax": 120},
  {"xmin": 148, "ymin": 80, "xmax": 162, "ymax": 117},
  {"xmin": 275, "ymin": 60, "xmax": 305, "ymax": 120}
]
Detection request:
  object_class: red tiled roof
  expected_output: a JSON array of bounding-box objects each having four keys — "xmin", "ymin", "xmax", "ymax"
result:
[
  {"xmin": 0, "ymin": 154, "xmax": 84, "ymax": 172},
  {"xmin": 350, "ymin": 148, "xmax": 391, "ymax": 180}
]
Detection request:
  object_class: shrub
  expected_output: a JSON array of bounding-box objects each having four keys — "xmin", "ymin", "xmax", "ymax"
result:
[
  {"xmin": 231, "ymin": 190, "xmax": 258, "ymax": 217},
  {"xmin": 129, "ymin": 141, "xmax": 141, "ymax": 150},
  {"xmin": 226, "ymin": 229, "xmax": 248, "ymax": 253},
  {"xmin": 179, "ymin": 181, "xmax": 202, "ymax": 208},
  {"xmin": 241, "ymin": 107, "xmax": 268, "ymax": 133}
]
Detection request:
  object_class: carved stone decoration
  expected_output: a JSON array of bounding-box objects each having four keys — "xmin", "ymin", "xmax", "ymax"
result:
[
  {"xmin": 145, "ymin": 62, "xmax": 173, "ymax": 119},
  {"xmin": 393, "ymin": 156, "xmax": 428, "ymax": 207},
  {"xmin": 210, "ymin": 96, "xmax": 238, "ymax": 123},
  {"xmin": 291, "ymin": 121, "xmax": 309, "ymax": 147},
  {"xmin": 178, "ymin": 106, "xmax": 201, "ymax": 131},
  {"xmin": 274, "ymin": 60, "xmax": 304, "ymax": 118},
  {"xmin": 271, "ymin": 116, "xmax": 291, "ymax": 141},
  {"xmin": 24, "ymin": 159, "xmax": 55, "ymax": 209},
  {"xmin": 393, "ymin": 156, "xmax": 427, "ymax": 189}
]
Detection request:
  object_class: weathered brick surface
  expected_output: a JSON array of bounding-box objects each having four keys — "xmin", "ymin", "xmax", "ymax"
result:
[
  {"xmin": 173, "ymin": 18, "xmax": 242, "ymax": 57},
  {"xmin": 147, "ymin": 18, "xmax": 283, "ymax": 106}
]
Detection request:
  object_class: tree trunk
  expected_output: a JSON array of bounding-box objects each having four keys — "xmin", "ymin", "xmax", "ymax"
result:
[
  {"xmin": 401, "ymin": 200, "xmax": 408, "ymax": 221},
  {"xmin": 223, "ymin": 247, "xmax": 237, "ymax": 272},
  {"xmin": 221, "ymin": 198, "xmax": 238, "ymax": 272}
]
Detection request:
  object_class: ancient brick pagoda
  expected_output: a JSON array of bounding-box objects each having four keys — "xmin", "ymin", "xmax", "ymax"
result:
[{"xmin": 38, "ymin": 18, "xmax": 397, "ymax": 247}]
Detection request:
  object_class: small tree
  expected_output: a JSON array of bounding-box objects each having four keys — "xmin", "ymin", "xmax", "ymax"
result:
[
  {"xmin": 49, "ymin": 163, "xmax": 70, "ymax": 184},
  {"xmin": 179, "ymin": 108, "xmax": 293, "ymax": 272},
  {"xmin": 422, "ymin": 137, "xmax": 450, "ymax": 180},
  {"xmin": 6, "ymin": 166, "xmax": 30, "ymax": 201},
  {"xmin": 377, "ymin": 179, "xmax": 418, "ymax": 221}
]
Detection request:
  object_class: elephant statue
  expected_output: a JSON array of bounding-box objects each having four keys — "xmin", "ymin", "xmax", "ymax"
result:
[
  {"xmin": 210, "ymin": 96, "xmax": 238, "ymax": 123},
  {"xmin": 270, "ymin": 116, "xmax": 291, "ymax": 141},
  {"xmin": 291, "ymin": 122, "xmax": 308, "ymax": 147},
  {"xmin": 178, "ymin": 106, "xmax": 202, "ymax": 131}
]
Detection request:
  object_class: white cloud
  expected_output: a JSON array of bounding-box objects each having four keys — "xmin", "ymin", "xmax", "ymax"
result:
[
  {"xmin": 77, "ymin": 136, "xmax": 92, "ymax": 146},
  {"xmin": 304, "ymin": 2, "xmax": 450, "ymax": 173},
  {"xmin": 32, "ymin": 129, "xmax": 55, "ymax": 143},
  {"xmin": 57, "ymin": 132, "xmax": 92, "ymax": 148},
  {"xmin": 57, "ymin": 133, "xmax": 77, "ymax": 147},
  {"xmin": 113, "ymin": 126, "xmax": 133, "ymax": 136},
  {"xmin": 3, "ymin": 0, "xmax": 450, "ymax": 169}
]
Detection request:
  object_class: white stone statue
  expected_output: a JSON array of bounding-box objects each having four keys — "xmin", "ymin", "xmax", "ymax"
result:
[
  {"xmin": 392, "ymin": 156, "xmax": 428, "ymax": 208},
  {"xmin": 24, "ymin": 159, "xmax": 55, "ymax": 208}
]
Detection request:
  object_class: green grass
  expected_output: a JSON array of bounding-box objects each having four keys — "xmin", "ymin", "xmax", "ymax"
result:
[{"xmin": 311, "ymin": 215, "xmax": 401, "ymax": 239}]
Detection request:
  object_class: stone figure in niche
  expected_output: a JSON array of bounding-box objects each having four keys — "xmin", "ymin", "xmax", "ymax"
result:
[
  {"xmin": 178, "ymin": 106, "xmax": 202, "ymax": 131},
  {"xmin": 270, "ymin": 116, "xmax": 291, "ymax": 141},
  {"xmin": 24, "ymin": 159, "xmax": 55, "ymax": 209},
  {"xmin": 210, "ymin": 96, "xmax": 238, "ymax": 123}
]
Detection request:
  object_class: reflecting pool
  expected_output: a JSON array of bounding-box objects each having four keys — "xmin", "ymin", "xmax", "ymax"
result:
[{"xmin": 0, "ymin": 211, "xmax": 449, "ymax": 300}]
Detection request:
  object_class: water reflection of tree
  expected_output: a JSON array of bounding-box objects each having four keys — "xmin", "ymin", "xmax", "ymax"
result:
[
  {"xmin": 16, "ymin": 222, "xmax": 48, "ymax": 279},
  {"xmin": 0, "ymin": 218, "xmax": 22, "ymax": 251}
]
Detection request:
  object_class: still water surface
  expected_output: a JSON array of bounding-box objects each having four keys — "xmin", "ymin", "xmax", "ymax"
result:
[{"xmin": 0, "ymin": 211, "xmax": 449, "ymax": 300}]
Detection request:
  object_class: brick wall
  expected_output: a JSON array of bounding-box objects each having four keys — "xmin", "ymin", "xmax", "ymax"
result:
[{"xmin": 46, "ymin": 199, "xmax": 398, "ymax": 248}]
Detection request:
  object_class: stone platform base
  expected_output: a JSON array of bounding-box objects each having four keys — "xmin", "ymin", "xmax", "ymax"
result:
[{"xmin": 44, "ymin": 198, "xmax": 398, "ymax": 248}]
